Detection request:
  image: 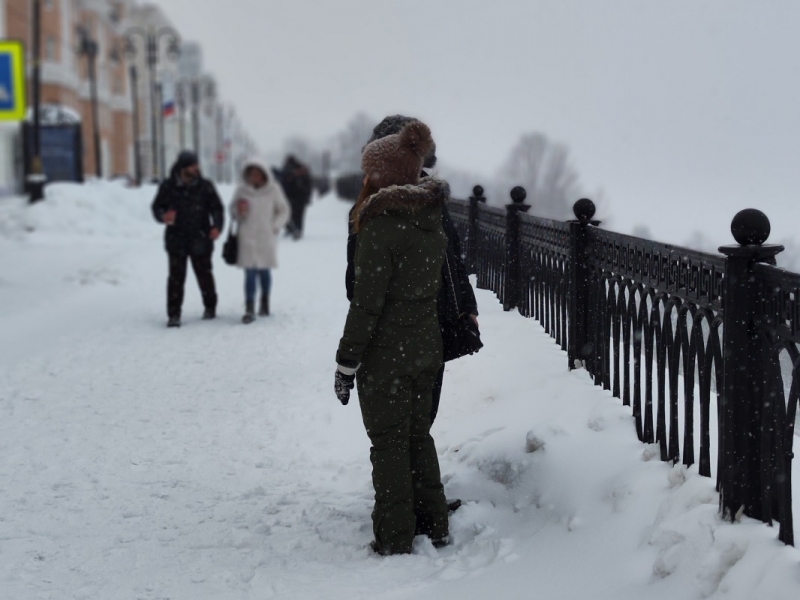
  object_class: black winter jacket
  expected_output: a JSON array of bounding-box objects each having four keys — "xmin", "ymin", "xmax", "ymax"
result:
[
  {"xmin": 346, "ymin": 201, "xmax": 478, "ymax": 326},
  {"xmin": 151, "ymin": 169, "xmax": 224, "ymax": 256},
  {"xmin": 281, "ymin": 160, "xmax": 313, "ymax": 206}
]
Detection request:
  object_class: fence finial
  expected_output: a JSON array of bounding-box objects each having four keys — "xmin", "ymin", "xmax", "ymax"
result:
[
  {"xmin": 573, "ymin": 198, "xmax": 596, "ymax": 223},
  {"xmin": 472, "ymin": 185, "xmax": 484, "ymax": 198},
  {"xmin": 731, "ymin": 209, "xmax": 770, "ymax": 246},
  {"xmin": 510, "ymin": 186, "xmax": 527, "ymax": 204}
]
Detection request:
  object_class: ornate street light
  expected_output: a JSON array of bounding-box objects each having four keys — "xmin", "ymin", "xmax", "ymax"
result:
[
  {"xmin": 179, "ymin": 76, "xmax": 215, "ymax": 160},
  {"xmin": 28, "ymin": 0, "xmax": 45, "ymax": 203},
  {"xmin": 124, "ymin": 26, "xmax": 180, "ymax": 181},
  {"xmin": 76, "ymin": 25, "xmax": 102, "ymax": 179}
]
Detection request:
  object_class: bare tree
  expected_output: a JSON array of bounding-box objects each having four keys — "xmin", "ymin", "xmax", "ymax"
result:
[
  {"xmin": 332, "ymin": 112, "xmax": 376, "ymax": 173},
  {"xmin": 497, "ymin": 132, "xmax": 582, "ymax": 219}
]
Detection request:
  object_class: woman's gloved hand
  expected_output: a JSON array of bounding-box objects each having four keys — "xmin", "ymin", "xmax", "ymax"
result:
[{"xmin": 334, "ymin": 366, "xmax": 357, "ymax": 405}]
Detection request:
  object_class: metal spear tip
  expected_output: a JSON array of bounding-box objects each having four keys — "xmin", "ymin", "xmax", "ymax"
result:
[
  {"xmin": 573, "ymin": 198, "xmax": 596, "ymax": 223},
  {"xmin": 472, "ymin": 185, "xmax": 484, "ymax": 198},
  {"xmin": 510, "ymin": 186, "xmax": 527, "ymax": 203},
  {"xmin": 731, "ymin": 208, "xmax": 770, "ymax": 246}
]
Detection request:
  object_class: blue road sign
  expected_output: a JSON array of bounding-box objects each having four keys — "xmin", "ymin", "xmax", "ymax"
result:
[{"xmin": 0, "ymin": 40, "xmax": 26, "ymax": 121}]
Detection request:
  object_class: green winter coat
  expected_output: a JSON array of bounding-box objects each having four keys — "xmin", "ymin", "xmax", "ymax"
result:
[{"xmin": 336, "ymin": 179, "xmax": 449, "ymax": 373}]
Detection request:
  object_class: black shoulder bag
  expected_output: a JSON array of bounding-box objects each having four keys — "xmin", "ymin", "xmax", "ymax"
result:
[
  {"xmin": 441, "ymin": 254, "xmax": 483, "ymax": 362},
  {"xmin": 222, "ymin": 221, "xmax": 239, "ymax": 265}
]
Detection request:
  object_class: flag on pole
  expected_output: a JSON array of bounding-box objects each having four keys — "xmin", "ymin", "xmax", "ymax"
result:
[{"xmin": 162, "ymin": 99, "xmax": 176, "ymax": 118}]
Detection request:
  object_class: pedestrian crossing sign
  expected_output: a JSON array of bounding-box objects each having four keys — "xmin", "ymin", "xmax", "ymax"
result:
[{"xmin": 0, "ymin": 41, "xmax": 26, "ymax": 121}]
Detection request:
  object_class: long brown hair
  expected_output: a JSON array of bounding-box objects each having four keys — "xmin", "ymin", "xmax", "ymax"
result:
[{"xmin": 351, "ymin": 177, "xmax": 381, "ymax": 233}]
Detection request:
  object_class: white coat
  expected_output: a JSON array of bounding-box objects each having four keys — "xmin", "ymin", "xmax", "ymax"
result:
[{"xmin": 230, "ymin": 159, "xmax": 291, "ymax": 269}]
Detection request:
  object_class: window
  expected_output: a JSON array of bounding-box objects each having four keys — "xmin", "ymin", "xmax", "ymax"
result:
[
  {"xmin": 46, "ymin": 36, "xmax": 57, "ymax": 61},
  {"xmin": 110, "ymin": 5, "xmax": 122, "ymax": 24}
]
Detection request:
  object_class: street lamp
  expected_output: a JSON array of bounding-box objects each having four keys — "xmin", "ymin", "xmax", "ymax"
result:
[
  {"xmin": 76, "ymin": 25, "xmax": 102, "ymax": 179},
  {"xmin": 128, "ymin": 65, "xmax": 142, "ymax": 186},
  {"xmin": 124, "ymin": 26, "xmax": 180, "ymax": 182},
  {"xmin": 28, "ymin": 0, "xmax": 45, "ymax": 203},
  {"xmin": 178, "ymin": 76, "xmax": 216, "ymax": 160}
]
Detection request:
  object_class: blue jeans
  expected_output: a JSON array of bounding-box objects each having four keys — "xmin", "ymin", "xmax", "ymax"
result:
[{"xmin": 245, "ymin": 269, "xmax": 272, "ymax": 304}]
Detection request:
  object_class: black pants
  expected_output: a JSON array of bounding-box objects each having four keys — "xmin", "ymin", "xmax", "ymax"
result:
[
  {"xmin": 288, "ymin": 198, "xmax": 307, "ymax": 235},
  {"xmin": 167, "ymin": 252, "xmax": 217, "ymax": 318},
  {"xmin": 429, "ymin": 364, "xmax": 445, "ymax": 425}
]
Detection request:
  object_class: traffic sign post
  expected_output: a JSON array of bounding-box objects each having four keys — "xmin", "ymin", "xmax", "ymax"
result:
[{"xmin": 0, "ymin": 40, "xmax": 26, "ymax": 122}]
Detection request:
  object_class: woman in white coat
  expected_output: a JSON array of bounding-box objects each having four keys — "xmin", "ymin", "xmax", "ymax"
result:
[{"xmin": 230, "ymin": 159, "xmax": 291, "ymax": 323}]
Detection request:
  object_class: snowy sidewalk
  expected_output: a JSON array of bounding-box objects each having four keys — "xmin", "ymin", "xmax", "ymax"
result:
[{"xmin": 0, "ymin": 183, "xmax": 797, "ymax": 600}]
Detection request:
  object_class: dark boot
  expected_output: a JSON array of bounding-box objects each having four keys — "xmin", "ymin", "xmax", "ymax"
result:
[
  {"xmin": 258, "ymin": 295, "xmax": 269, "ymax": 316},
  {"xmin": 202, "ymin": 307, "xmax": 216, "ymax": 320},
  {"xmin": 167, "ymin": 316, "xmax": 181, "ymax": 328},
  {"xmin": 242, "ymin": 301, "xmax": 255, "ymax": 324},
  {"xmin": 370, "ymin": 539, "xmax": 411, "ymax": 557}
]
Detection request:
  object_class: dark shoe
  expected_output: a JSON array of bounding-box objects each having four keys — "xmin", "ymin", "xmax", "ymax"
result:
[
  {"xmin": 431, "ymin": 536, "xmax": 450, "ymax": 549},
  {"xmin": 258, "ymin": 296, "xmax": 269, "ymax": 317},
  {"xmin": 167, "ymin": 316, "xmax": 181, "ymax": 328},
  {"xmin": 447, "ymin": 499, "xmax": 463, "ymax": 514},
  {"xmin": 202, "ymin": 308, "xmax": 216, "ymax": 320},
  {"xmin": 242, "ymin": 301, "xmax": 255, "ymax": 324}
]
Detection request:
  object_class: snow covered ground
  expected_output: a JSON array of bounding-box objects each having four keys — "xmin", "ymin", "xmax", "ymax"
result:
[{"xmin": 0, "ymin": 182, "xmax": 798, "ymax": 600}]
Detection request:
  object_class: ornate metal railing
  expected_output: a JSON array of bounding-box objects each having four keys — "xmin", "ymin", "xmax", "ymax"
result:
[
  {"xmin": 751, "ymin": 262, "xmax": 800, "ymax": 544},
  {"xmin": 475, "ymin": 202, "xmax": 508, "ymax": 304},
  {"xmin": 518, "ymin": 211, "xmax": 571, "ymax": 352},
  {"xmin": 583, "ymin": 228, "xmax": 726, "ymax": 481},
  {"xmin": 455, "ymin": 186, "xmax": 798, "ymax": 546}
]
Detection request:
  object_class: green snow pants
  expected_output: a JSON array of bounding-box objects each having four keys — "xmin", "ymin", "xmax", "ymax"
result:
[{"xmin": 356, "ymin": 358, "xmax": 449, "ymax": 554}]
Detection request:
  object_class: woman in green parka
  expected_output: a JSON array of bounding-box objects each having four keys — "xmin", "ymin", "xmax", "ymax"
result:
[{"xmin": 335, "ymin": 120, "xmax": 451, "ymax": 555}]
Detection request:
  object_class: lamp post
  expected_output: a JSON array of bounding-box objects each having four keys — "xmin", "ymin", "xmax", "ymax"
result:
[
  {"xmin": 215, "ymin": 104, "xmax": 225, "ymax": 182},
  {"xmin": 28, "ymin": 0, "xmax": 45, "ymax": 203},
  {"xmin": 176, "ymin": 81, "xmax": 186, "ymax": 149},
  {"xmin": 129, "ymin": 65, "xmax": 142, "ymax": 186},
  {"xmin": 124, "ymin": 26, "xmax": 180, "ymax": 182},
  {"xmin": 182, "ymin": 76, "xmax": 216, "ymax": 160},
  {"xmin": 155, "ymin": 82, "xmax": 167, "ymax": 180},
  {"xmin": 76, "ymin": 25, "xmax": 102, "ymax": 179}
]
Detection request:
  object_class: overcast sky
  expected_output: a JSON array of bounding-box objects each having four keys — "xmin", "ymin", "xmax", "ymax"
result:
[{"xmin": 152, "ymin": 0, "xmax": 800, "ymax": 250}]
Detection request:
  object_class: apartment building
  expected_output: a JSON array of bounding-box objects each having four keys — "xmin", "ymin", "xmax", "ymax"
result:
[
  {"xmin": 2, "ymin": 0, "xmax": 135, "ymax": 187},
  {"xmin": 0, "ymin": 1, "xmax": 251, "ymax": 194}
]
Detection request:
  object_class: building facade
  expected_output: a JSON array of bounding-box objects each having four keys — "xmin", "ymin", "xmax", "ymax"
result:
[
  {"xmin": 2, "ymin": 0, "xmax": 135, "ymax": 188},
  {"xmin": 0, "ymin": 0, "xmax": 255, "ymax": 195}
]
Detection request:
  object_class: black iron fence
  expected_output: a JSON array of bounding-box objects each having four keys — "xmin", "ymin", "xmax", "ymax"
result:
[{"xmin": 450, "ymin": 186, "xmax": 799, "ymax": 546}]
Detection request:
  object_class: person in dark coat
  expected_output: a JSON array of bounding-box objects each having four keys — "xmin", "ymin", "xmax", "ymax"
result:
[
  {"xmin": 281, "ymin": 155, "xmax": 313, "ymax": 240},
  {"xmin": 345, "ymin": 115, "xmax": 479, "ymax": 425},
  {"xmin": 335, "ymin": 121, "xmax": 450, "ymax": 556},
  {"xmin": 151, "ymin": 151, "xmax": 224, "ymax": 328}
]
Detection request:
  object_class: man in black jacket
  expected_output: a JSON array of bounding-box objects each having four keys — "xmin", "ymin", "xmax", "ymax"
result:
[
  {"xmin": 151, "ymin": 152, "xmax": 224, "ymax": 328},
  {"xmin": 281, "ymin": 155, "xmax": 313, "ymax": 240},
  {"xmin": 345, "ymin": 115, "xmax": 479, "ymax": 425}
]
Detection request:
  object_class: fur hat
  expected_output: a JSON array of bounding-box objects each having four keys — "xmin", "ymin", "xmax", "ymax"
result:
[
  {"xmin": 361, "ymin": 121, "xmax": 435, "ymax": 189},
  {"xmin": 368, "ymin": 115, "xmax": 437, "ymax": 169}
]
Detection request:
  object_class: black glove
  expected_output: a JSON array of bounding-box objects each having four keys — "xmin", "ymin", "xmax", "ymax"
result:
[{"xmin": 335, "ymin": 368, "xmax": 356, "ymax": 405}]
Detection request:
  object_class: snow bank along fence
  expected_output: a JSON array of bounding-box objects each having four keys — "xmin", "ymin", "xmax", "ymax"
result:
[{"xmin": 449, "ymin": 186, "xmax": 799, "ymax": 546}]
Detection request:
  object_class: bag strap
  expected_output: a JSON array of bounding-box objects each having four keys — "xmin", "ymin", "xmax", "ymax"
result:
[{"xmin": 443, "ymin": 253, "xmax": 463, "ymax": 317}]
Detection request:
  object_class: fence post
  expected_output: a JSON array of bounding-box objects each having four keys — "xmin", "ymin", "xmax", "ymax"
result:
[
  {"xmin": 466, "ymin": 185, "xmax": 484, "ymax": 275},
  {"xmin": 568, "ymin": 199, "xmax": 598, "ymax": 371},
  {"xmin": 718, "ymin": 209, "xmax": 784, "ymax": 523},
  {"xmin": 504, "ymin": 186, "xmax": 530, "ymax": 311}
]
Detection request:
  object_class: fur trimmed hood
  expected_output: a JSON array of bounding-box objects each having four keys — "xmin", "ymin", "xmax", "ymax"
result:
[{"xmin": 353, "ymin": 178, "xmax": 450, "ymax": 233}]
